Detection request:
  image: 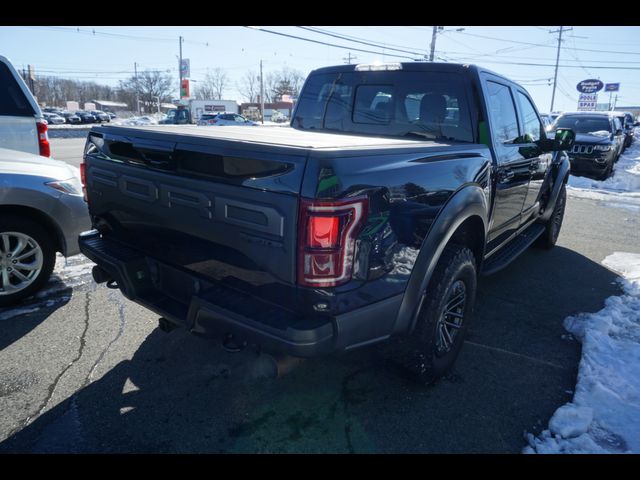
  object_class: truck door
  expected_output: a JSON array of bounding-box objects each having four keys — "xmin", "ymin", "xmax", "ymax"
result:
[
  {"xmin": 483, "ymin": 79, "xmax": 530, "ymax": 251},
  {"xmin": 514, "ymin": 89, "xmax": 552, "ymax": 223}
]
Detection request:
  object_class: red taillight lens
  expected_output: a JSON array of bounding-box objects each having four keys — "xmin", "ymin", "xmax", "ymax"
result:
[
  {"xmin": 36, "ymin": 120, "xmax": 50, "ymax": 157},
  {"xmin": 307, "ymin": 216, "xmax": 340, "ymax": 248},
  {"xmin": 80, "ymin": 162, "xmax": 88, "ymax": 203},
  {"xmin": 297, "ymin": 197, "xmax": 368, "ymax": 287}
]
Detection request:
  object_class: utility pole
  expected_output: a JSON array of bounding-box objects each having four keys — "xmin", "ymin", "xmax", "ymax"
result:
[
  {"xmin": 549, "ymin": 26, "xmax": 572, "ymax": 113},
  {"xmin": 429, "ymin": 26, "xmax": 443, "ymax": 62},
  {"xmin": 178, "ymin": 36, "xmax": 184, "ymax": 100},
  {"xmin": 343, "ymin": 52, "xmax": 357, "ymax": 64},
  {"xmin": 134, "ymin": 62, "xmax": 140, "ymax": 115},
  {"xmin": 259, "ymin": 60, "xmax": 265, "ymax": 125}
]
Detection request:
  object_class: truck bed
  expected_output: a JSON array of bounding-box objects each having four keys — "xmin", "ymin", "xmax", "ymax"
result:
[{"xmin": 101, "ymin": 124, "xmax": 451, "ymax": 151}]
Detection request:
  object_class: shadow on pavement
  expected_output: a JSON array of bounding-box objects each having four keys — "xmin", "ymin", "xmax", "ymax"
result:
[{"xmin": 0, "ymin": 246, "xmax": 621, "ymax": 453}]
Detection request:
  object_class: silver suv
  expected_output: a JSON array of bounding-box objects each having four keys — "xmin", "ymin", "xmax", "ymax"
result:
[{"xmin": 0, "ymin": 148, "xmax": 90, "ymax": 306}]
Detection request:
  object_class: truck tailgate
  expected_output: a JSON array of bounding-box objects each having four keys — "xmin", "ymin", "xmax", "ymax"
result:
[{"xmin": 83, "ymin": 128, "xmax": 306, "ymax": 298}]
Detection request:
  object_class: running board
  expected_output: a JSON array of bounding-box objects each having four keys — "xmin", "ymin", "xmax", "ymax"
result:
[{"xmin": 481, "ymin": 223, "xmax": 545, "ymax": 276}]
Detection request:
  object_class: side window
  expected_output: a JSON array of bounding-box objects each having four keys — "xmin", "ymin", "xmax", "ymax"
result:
[
  {"xmin": 485, "ymin": 81, "xmax": 519, "ymax": 144},
  {"xmin": 516, "ymin": 91, "xmax": 542, "ymax": 143},
  {"xmin": 0, "ymin": 62, "xmax": 35, "ymax": 117}
]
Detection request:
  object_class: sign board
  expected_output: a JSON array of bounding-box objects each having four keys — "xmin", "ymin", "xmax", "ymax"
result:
[
  {"xmin": 66, "ymin": 101, "xmax": 79, "ymax": 111},
  {"xmin": 180, "ymin": 79, "xmax": 190, "ymax": 99},
  {"xmin": 180, "ymin": 59, "xmax": 190, "ymax": 78},
  {"xmin": 605, "ymin": 83, "xmax": 620, "ymax": 92},
  {"xmin": 576, "ymin": 79, "xmax": 604, "ymax": 94},
  {"xmin": 577, "ymin": 93, "xmax": 598, "ymax": 111},
  {"xmin": 204, "ymin": 104, "xmax": 227, "ymax": 112},
  {"xmin": 84, "ymin": 102, "xmax": 96, "ymax": 111}
]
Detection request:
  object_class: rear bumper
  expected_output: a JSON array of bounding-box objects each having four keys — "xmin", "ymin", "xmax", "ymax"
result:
[{"xmin": 79, "ymin": 231, "xmax": 401, "ymax": 357}]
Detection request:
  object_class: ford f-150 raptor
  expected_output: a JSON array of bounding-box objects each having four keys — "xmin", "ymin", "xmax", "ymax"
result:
[{"xmin": 78, "ymin": 62, "xmax": 575, "ymax": 383}]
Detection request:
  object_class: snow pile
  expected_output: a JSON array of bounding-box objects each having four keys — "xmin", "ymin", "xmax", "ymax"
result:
[
  {"xmin": 567, "ymin": 136, "xmax": 640, "ymax": 210},
  {"xmin": 524, "ymin": 252, "xmax": 640, "ymax": 454}
]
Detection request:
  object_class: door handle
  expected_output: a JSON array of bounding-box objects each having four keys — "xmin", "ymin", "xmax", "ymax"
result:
[{"xmin": 500, "ymin": 169, "xmax": 515, "ymax": 182}]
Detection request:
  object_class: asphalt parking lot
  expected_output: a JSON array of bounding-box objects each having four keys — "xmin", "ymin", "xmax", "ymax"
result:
[{"xmin": 0, "ymin": 137, "xmax": 639, "ymax": 453}]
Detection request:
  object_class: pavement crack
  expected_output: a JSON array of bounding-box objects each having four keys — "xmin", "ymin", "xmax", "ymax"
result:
[
  {"xmin": 9, "ymin": 290, "xmax": 92, "ymax": 437},
  {"xmin": 85, "ymin": 291, "xmax": 126, "ymax": 385}
]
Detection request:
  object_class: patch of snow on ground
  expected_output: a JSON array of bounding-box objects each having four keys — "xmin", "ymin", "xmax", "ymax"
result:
[
  {"xmin": 567, "ymin": 135, "xmax": 640, "ymax": 210},
  {"xmin": 0, "ymin": 254, "xmax": 95, "ymax": 321},
  {"xmin": 524, "ymin": 252, "xmax": 640, "ymax": 454}
]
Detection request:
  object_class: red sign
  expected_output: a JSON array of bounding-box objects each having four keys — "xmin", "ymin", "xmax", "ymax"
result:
[{"xmin": 180, "ymin": 79, "xmax": 190, "ymax": 99}]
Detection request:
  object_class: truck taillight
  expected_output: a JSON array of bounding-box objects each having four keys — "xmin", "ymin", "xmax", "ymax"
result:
[
  {"xmin": 36, "ymin": 120, "xmax": 50, "ymax": 157},
  {"xmin": 80, "ymin": 162, "xmax": 88, "ymax": 203},
  {"xmin": 297, "ymin": 197, "xmax": 368, "ymax": 287}
]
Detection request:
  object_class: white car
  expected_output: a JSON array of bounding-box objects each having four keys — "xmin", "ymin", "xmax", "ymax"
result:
[
  {"xmin": 197, "ymin": 113, "xmax": 257, "ymax": 126},
  {"xmin": 42, "ymin": 112, "xmax": 66, "ymax": 125},
  {"xmin": 0, "ymin": 55, "xmax": 50, "ymax": 157}
]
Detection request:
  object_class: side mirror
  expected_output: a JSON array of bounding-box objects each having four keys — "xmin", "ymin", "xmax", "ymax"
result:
[
  {"xmin": 553, "ymin": 128, "xmax": 575, "ymax": 151},
  {"xmin": 634, "ymin": 121, "xmax": 640, "ymax": 127},
  {"xmin": 616, "ymin": 129, "xmax": 623, "ymax": 136}
]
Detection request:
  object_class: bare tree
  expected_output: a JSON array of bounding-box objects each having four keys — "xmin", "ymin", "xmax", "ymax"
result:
[
  {"xmin": 119, "ymin": 69, "xmax": 174, "ymax": 112},
  {"xmin": 266, "ymin": 67, "xmax": 305, "ymax": 102},
  {"xmin": 237, "ymin": 70, "xmax": 259, "ymax": 103},
  {"xmin": 195, "ymin": 68, "xmax": 229, "ymax": 100},
  {"xmin": 32, "ymin": 76, "xmax": 116, "ymax": 108}
]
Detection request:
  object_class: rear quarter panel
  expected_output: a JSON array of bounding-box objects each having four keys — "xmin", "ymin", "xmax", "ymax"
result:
[{"xmin": 300, "ymin": 144, "xmax": 492, "ymax": 316}]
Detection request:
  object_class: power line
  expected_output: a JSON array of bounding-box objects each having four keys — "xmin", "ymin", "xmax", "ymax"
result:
[
  {"xmin": 454, "ymin": 30, "xmax": 640, "ymax": 56},
  {"xmin": 296, "ymin": 26, "xmax": 424, "ymax": 56},
  {"xmin": 297, "ymin": 26, "xmax": 429, "ymax": 55},
  {"xmin": 244, "ymin": 26, "xmax": 419, "ymax": 61}
]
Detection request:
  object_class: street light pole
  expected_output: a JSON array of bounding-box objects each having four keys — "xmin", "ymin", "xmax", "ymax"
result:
[
  {"xmin": 550, "ymin": 26, "xmax": 571, "ymax": 113},
  {"xmin": 178, "ymin": 36, "xmax": 183, "ymax": 100},
  {"xmin": 134, "ymin": 62, "xmax": 140, "ymax": 115},
  {"xmin": 429, "ymin": 26, "xmax": 441, "ymax": 62},
  {"xmin": 260, "ymin": 59, "xmax": 264, "ymax": 125}
]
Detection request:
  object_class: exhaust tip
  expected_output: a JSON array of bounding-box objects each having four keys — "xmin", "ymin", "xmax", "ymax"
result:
[{"xmin": 92, "ymin": 265, "xmax": 112, "ymax": 284}]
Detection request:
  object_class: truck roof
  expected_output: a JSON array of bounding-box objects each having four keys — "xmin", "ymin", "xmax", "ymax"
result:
[{"xmin": 310, "ymin": 61, "xmax": 511, "ymax": 83}]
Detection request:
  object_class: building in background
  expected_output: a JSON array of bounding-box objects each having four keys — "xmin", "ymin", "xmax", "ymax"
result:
[
  {"xmin": 241, "ymin": 101, "xmax": 294, "ymax": 122},
  {"xmin": 93, "ymin": 100, "xmax": 129, "ymax": 113}
]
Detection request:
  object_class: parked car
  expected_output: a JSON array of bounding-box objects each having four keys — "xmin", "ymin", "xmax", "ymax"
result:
[
  {"xmin": 539, "ymin": 113, "xmax": 553, "ymax": 129},
  {"xmin": 42, "ymin": 112, "xmax": 66, "ymax": 125},
  {"xmin": 0, "ymin": 148, "xmax": 91, "ymax": 306},
  {"xmin": 75, "ymin": 111, "xmax": 97, "ymax": 123},
  {"xmin": 614, "ymin": 111, "xmax": 635, "ymax": 150},
  {"xmin": 43, "ymin": 107, "xmax": 64, "ymax": 115},
  {"xmin": 0, "ymin": 55, "xmax": 50, "ymax": 157},
  {"xmin": 105, "ymin": 111, "xmax": 117, "ymax": 120},
  {"xmin": 553, "ymin": 112, "xmax": 623, "ymax": 180},
  {"xmin": 197, "ymin": 112, "xmax": 257, "ymax": 126},
  {"xmin": 59, "ymin": 111, "xmax": 82, "ymax": 125},
  {"xmin": 79, "ymin": 62, "xmax": 575, "ymax": 384},
  {"xmin": 90, "ymin": 110, "xmax": 111, "ymax": 123}
]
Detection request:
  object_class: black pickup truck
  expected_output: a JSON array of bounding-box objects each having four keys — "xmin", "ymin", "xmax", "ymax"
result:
[{"xmin": 79, "ymin": 62, "xmax": 574, "ymax": 383}]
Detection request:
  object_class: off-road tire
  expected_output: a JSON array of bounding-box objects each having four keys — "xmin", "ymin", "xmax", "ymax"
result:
[
  {"xmin": 536, "ymin": 183, "xmax": 567, "ymax": 250},
  {"xmin": 384, "ymin": 245, "xmax": 477, "ymax": 385}
]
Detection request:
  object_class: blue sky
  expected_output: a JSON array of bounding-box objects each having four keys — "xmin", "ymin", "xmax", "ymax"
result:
[{"xmin": 2, "ymin": 25, "xmax": 640, "ymax": 112}]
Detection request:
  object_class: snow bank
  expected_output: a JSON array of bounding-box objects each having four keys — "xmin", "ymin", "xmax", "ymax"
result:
[
  {"xmin": 567, "ymin": 135, "xmax": 640, "ymax": 210},
  {"xmin": 524, "ymin": 252, "xmax": 640, "ymax": 454}
]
